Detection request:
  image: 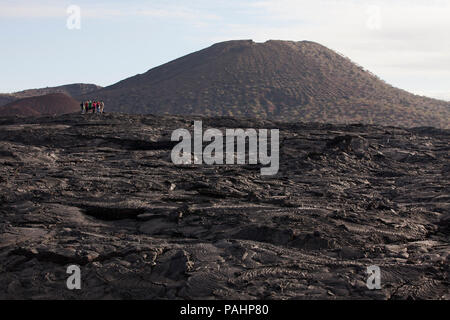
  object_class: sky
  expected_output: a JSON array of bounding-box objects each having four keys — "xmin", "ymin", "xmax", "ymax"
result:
[{"xmin": 0, "ymin": 0, "xmax": 449, "ymax": 101}]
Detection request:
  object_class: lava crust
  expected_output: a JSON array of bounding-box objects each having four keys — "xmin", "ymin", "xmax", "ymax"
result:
[{"xmin": 0, "ymin": 113, "xmax": 448, "ymax": 299}]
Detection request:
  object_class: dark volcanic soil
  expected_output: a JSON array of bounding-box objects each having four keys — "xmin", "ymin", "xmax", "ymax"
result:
[
  {"xmin": 0, "ymin": 93, "xmax": 80, "ymax": 117},
  {"xmin": 84, "ymin": 40, "xmax": 450, "ymax": 129},
  {"xmin": 0, "ymin": 113, "xmax": 448, "ymax": 299}
]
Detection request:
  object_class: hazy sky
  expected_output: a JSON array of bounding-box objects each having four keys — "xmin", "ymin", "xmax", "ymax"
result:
[{"xmin": 1, "ymin": 0, "xmax": 449, "ymax": 100}]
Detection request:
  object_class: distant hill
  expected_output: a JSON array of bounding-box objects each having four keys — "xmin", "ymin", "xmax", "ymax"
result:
[
  {"xmin": 0, "ymin": 94, "xmax": 16, "ymax": 108},
  {"xmin": 82, "ymin": 40, "xmax": 450, "ymax": 128},
  {"xmin": 0, "ymin": 83, "xmax": 101, "ymax": 107},
  {"xmin": 0, "ymin": 93, "xmax": 80, "ymax": 117}
]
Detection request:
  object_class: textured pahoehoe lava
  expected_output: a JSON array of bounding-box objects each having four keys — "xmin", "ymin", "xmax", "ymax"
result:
[{"xmin": 0, "ymin": 113, "xmax": 448, "ymax": 299}]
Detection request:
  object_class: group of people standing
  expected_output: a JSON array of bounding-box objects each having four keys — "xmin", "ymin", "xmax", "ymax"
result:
[{"xmin": 81, "ymin": 100, "xmax": 105, "ymax": 114}]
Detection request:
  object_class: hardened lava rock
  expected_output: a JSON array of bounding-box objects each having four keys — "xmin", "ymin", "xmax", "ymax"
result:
[{"xmin": 0, "ymin": 113, "xmax": 448, "ymax": 299}]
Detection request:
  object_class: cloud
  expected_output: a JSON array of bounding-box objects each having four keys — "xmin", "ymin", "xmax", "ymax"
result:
[
  {"xmin": 137, "ymin": 7, "xmax": 220, "ymax": 21},
  {"xmin": 0, "ymin": 3, "xmax": 66, "ymax": 18},
  {"xmin": 414, "ymin": 90, "xmax": 450, "ymax": 101},
  {"xmin": 0, "ymin": 1, "xmax": 220, "ymax": 21}
]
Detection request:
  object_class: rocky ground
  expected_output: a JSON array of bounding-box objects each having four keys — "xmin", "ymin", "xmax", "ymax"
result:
[{"xmin": 0, "ymin": 113, "xmax": 448, "ymax": 299}]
